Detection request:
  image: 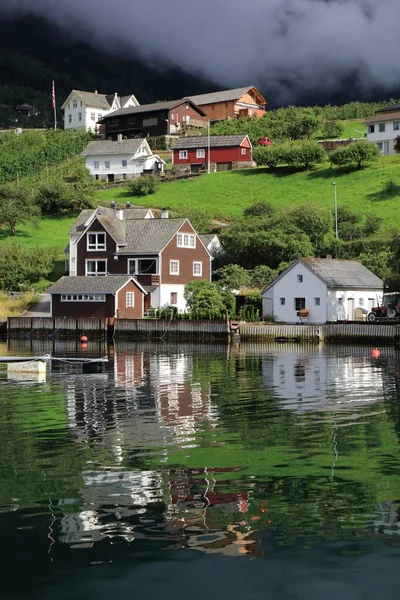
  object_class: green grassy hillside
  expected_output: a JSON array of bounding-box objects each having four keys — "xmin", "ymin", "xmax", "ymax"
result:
[{"xmin": 98, "ymin": 156, "xmax": 400, "ymax": 231}]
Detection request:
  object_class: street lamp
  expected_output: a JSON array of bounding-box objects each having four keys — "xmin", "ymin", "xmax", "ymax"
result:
[
  {"xmin": 207, "ymin": 120, "xmax": 211, "ymax": 174},
  {"xmin": 332, "ymin": 182, "xmax": 338, "ymax": 239}
]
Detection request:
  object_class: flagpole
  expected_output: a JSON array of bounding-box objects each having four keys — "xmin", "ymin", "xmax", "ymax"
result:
[{"xmin": 52, "ymin": 81, "xmax": 57, "ymax": 130}]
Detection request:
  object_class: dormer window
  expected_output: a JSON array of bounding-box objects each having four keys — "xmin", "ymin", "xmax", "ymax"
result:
[{"xmin": 87, "ymin": 232, "xmax": 106, "ymax": 251}]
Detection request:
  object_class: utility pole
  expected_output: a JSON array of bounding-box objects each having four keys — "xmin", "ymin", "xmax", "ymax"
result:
[
  {"xmin": 332, "ymin": 182, "xmax": 338, "ymax": 239},
  {"xmin": 207, "ymin": 120, "xmax": 211, "ymax": 174}
]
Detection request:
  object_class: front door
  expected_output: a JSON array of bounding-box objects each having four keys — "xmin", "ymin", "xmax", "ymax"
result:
[{"xmin": 348, "ymin": 297, "xmax": 354, "ymax": 321}]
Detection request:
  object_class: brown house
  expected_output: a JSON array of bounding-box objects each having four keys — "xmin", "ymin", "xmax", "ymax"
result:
[
  {"xmin": 99, "ymin": 99, "xmax": 206, "ymax": 140},
  {"xmin": 48, "ymin": 276, "xmax": 146, "ymax": 319},
  {"xmin": 65, "ymin": 206, "xmax": 212, "ymax": 312},
  {"xmin": 187, "ymin": 86, "xmax": 267, "ymax": 122}
]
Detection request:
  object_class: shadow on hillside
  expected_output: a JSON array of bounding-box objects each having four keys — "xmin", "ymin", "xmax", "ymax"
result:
[
  {"xmin": 306, "ymin": 166, "xmax": 362, "ymax": 180},
  {"xmin": 367, "ymin": 185, "xmax": 400, "ymax": 202},
  {"xmin": 237, "ymin": 167, "xmax": 303, "ymax": 177},
  {"xmin": 0, "ymin": 229, "xmax": 30, "ymax": 241}
]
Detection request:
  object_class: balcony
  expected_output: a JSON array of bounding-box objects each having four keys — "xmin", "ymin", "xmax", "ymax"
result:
[{"xmin": 135, "ymin": 274, "xmax": 160, "ymax": 286}]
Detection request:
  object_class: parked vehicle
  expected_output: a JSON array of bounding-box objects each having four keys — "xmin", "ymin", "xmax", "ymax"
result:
[
  {"xmin": 367, "ymin": 293, "xmax": 400, "ymax": 321},
  {"xmin": 258, "ymin": 137, "xmax": 273, "ymax": 147}
]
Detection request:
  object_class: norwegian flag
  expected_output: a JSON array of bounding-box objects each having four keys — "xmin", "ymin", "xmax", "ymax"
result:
[{"xmin": 51, "ymin": 81, "xmax": 56, "ymax": 109}]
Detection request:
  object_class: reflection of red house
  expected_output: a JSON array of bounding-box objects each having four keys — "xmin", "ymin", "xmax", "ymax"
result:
[
  {"xmin": 168, "ymin": 468, "xmax": 247, "ymax": 508},
  {"xmin": 172, "ymin": 135, "xmax": 253, "ymax": 173}
]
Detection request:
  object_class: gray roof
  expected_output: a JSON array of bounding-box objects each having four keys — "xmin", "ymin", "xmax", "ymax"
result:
[
  {"xmin": 68, "ymin": 207, "xmax": 153, "ymax": 241},
  {"xmin": 199, "ymin": 234, "xmax": 216, "ymax": 247},
  {"xmin": 173, "ymin": 135, "xmax": 248, "ymax": 149},
  {"xmin": 122, "ymin": 218, "xmax": 187, "ymax": 253},
  {"xmin": 301, "ymin": 258, "xmax": 383, "ymax": 289},
  {"xmin": 48, "ymin": 276, "xmax": 136, "ymax": 294},
  {"xmin": 82, "ymin": 139, "xmax": 146, "ymax": 156},
  {"xmin": 377, "ymin": 103, "xmax": 400, "ymax": 114},
  {"xmin": 100, "ymin": 99, "xmax": 206, "ymax": 120},
  {"xmin": 120, "ymin": 95, "xmax": 137, "ymax": 107},
  {"xmin": 71, "ymin": 90, "xmax": 116, "ymax": 110},
  {"xmin": 188, "ymin": 87, "xmax": 264, "ymax": 106}
]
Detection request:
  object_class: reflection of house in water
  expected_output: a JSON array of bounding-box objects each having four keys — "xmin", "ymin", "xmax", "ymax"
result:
[
  {"xmin": 262, "ymin": 345, "xmax": 385, "ymax": 413},
  {"xmin": 367, "ymin": 501, "xmax": 400, "ymax": 537}
]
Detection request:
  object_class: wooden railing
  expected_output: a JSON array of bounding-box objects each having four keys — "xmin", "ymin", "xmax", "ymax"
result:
[{"xmin": 135, "ymin": 274, "xmax": 160, "ymax": 286}]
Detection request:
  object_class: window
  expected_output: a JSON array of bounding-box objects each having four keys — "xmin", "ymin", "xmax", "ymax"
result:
[
  {"xmin": 86, "ymin": 260, "xmax": 107, "ymax": 276},
  {"xmin": 73, "ymin": 100, "xmax": 77, "ymax": 109},
  {"xmin": 78, "ymin": 112, "xmax": 82, "ymax": 122},
  {"xmin": 170, "ymin": 292, "xmax": 178, "ymax": 305},
  {"xmin": 368, "ymin": 125, "xmax": 375, "ymax": 134},
  {"xmin": 241, "ymin": 148, "xmax": 247, "ymax": 155},
  {"xmin": 105, "ymin": 161, "xmax": 110, "ymax": 169},
  {"xmin": 297, "ymin": 274, "xmax": 303, "ymax": 283},
  {"xmin": 91, "ymin": 113, "xmax": 96, "ymax": 121},
  {"xmin": 338, "ymin": 297, "xmax": 344, "ymax": 306},
  {"xmin": 179, "ymin": 150, "xmax": 188, "ymax": 160},
  {"xmin": 314, "ymin": 297, "xmax": 320, "ymax": 306},
  {"xmin": 127, "ymin": 259, "xmax": 136, "ymax": 275},
  {"xmin": 379, "ymin": 123, "xmax": 385, "ymax": 133},
  {"xmin": 193, "ymin": 261, "xmax": 202, "ymax": 276},
  {"xmin": 359, "ymin": 298, "xmax": 364, "ymax": 306},
  {"xmin": 280, "ymin": 297, "xmax": 285, "ymax": 306},
  {"xmin": 61, "ymin": 294, "xmax": 106, "ymax": 302},
  {"xmin": 177, "ymin": 233, "xmax": 196, "ymax": 248},
  {"xmin": 121, "ymin": 159, "xmax": 128, "ymax": 167},
  {"xmin": 196, "ymin": 149, "xmax": 205, "ymax": 159},
  {"xmin": 170, "ymin": 260, "xmax": 179, "ymax": 275},
  {"xmin": 377, "ymin": 142, "xmax": 383, "ymax": 151},
  {"xmin": 87, "ymin": 232, "xmax": 106, "ymax": 251},
  {"xmin": 80, "ymin": 101, "xmax": 83, "ymax": 106},
  {"xmin": 126, "ymin": 292, "xmax": 135, "ymax": 307},
  {"xmin": 171, "ymin": 113, "xmax": 175, "ymax": 120},
  {"xmin": 93, "ymin": 161, "xmax": 99, "ymax": 170},
  {"xmin": 68, "ymin": 114, "xmax": 72, "ymax": 124},
  {"xmin": 294, "ymin": 298, "xmax": 306, "ymax": 311},
  {"xmin": 394, "ymin": 122, "xmax": 400, "ymax": 131}
]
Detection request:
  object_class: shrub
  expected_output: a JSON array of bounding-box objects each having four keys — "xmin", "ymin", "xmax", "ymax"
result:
[
  {"xmin": 329, "ymin": 140, "xmax": 380, "ymax": 169},
  {"xmin": 253, "ymin": 146, "xmax": 280, "ymax": 168},
  {"xmin": 128, "ymin": 175, "xmax": 159, "ymax": 196},
  {"xmin": 322, "ymin": 120, "xmax": 344, "ymax": 139},
  {"xmin": 0, "ymin": 244, "xmax": 57, "ymax": 290},
  {"xmin": 239, "ymin": 305, "xmax": 260, "ymax": 322},
  {"xmin": 280, "ymin": 140, "xmax": 326, "ymax": 170}
]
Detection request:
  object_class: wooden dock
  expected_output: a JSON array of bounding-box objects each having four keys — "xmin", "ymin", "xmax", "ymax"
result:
[{"xmin": 114, "ymin": 318, "xmax": 229, "ymax": 340}]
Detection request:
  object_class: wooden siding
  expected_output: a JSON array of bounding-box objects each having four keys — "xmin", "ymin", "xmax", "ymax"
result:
[
  {"xmin": 239, "ymin": 322, "xmax": 397, "ymax": 342},
  {"xmin": 8, "ymin": 317, "xmax": 108, "ymax": 338},
  {"xmin": 198, "ymin": 90, "xmax": 266, "ymax": 121},
  {"xmin": 173, "ymin": 141, "xmax": 251, "ymax": 165},
  {"xmin": 160, "ymin": 221, "xmax": 211, "ymax": 284},
  {"xmin": 116, "ymin": 279, "xmax": 144, "ymax": 319},
  {"xmin": 114, "ymin": 319, "xmax": 228, "ymax": 340},
  {"xmin": 52, "ymin": 294, "xmax": 115, "ymax": 318},
  {"xmin": 76, "ymin": 218, "xmax": 118, "ymax": 276}
]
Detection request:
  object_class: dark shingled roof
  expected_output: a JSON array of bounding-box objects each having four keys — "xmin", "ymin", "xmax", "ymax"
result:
[
  {"xmin": 300, "ymin": 258, "xmax": 383, "ymax": 289},
  {"xmin": 100, "ymin": 99, "xmax": 206, "ymax": 120},
  {"xmin": 48, "ymin": 276, "xmax": 136, "ymax": 294},
  {"xmin": 68, "ymin": 207, "xmax": 153, "ymax": 238},
  {"xmin": 173, "ymin": 135, "xmax": 248, "ymax": 149},
  {"xmin": 188, "ymin": 87, "xmax": 265, "ymax": 106},
  {"xmin": 377, "ymin": 103, "xmax": 400, "ymax": 114},
  {"xmin": 82, "ymin": 139, "xmax": 147, "ymax": 156},
  {"xmin": 121, "ymin": 218, "xmax": 187, "ymax": 253}
]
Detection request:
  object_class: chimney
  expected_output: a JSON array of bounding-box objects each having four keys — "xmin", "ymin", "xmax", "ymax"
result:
[
  {"xmin": 117, "ymin": 133, "xmax": 123, "ymax": 143},
  {"xmin": 161, "ymin": 208, "xmax": 169, "ymax": 219},
  {"xmin": 126, "ymin": 202, "xmax": 132, "ymax": 209},
  {"xmin": 110, "ymin": 201, "xmax": 116, "ymax": 209},
  {"xmin": 94, "ymin": 90, "xmax": 98, "ymax": 94}
]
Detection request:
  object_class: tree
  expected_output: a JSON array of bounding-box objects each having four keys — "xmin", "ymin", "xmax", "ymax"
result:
[
  {"xmin": 252, "ymin": 146, "xmax": 280, "ymax": 168},
  {"xmin": 330, "ymin": 140, "xmax": 380, "ymax": 169},
  {"xmin": 0, "ymin": 184, "xmax": 40, "ymax": 235},
  {"xmin": 280, "ymin": 140, "xmax": 326, "ymax": 170},
  {"xmin": 287, "ymin": 204, "xmax": 332, "ymax": 251},
  {"xmin": 322, "ymin": 120, "xmax": 344, "ymax": 139},
  {"xmin": 0, "ymin": 244, "xmax": 57, "ymax": 290},
  {"xmin": 287, "ymin": 112, "xmax": 321, "ymax": 140},
  {"xmin": 214, "ymin": 264, "xmax": 251, "ymax": 291},
  {"xmin": 358, "ymin": 251, "xmax": 391, "ymax": 282},
  {"xmin": 128, "ymin": 175, "xmax": 159, "ymax": 196},
  {"xmin": 184, "ymin": 280, "xmax": 227, "ymax": 317},
  {"xmin": 35, "ymin": 179, "xmax": 73, "ymax": 214},
  {"xmin": 69, "ymin": 167, "xmax": 96, "ymax": 211}
]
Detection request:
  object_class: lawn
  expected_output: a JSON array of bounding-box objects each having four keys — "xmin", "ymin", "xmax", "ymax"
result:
[
  {"xmin": 98, "ymin": 155, "xmax": 400, "ymax": 232},
  {"xmin": 0, "ymin": 214, "xmax": 75, "ymax": 253},
  {"xmin": 338, "ymin": 119, "xmax": 366, "ymax": 139}
]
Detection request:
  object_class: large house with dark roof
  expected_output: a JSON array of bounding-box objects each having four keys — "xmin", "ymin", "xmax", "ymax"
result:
[
  {"xmin": 262, "ymin": 258, "xmax": 383, "ymax": 323},
  {"xmin": 65, "ymin": 206, "xmax": 212, "ymax": 313},
  {"xmin": 366, "ymin": 103, "xmax": 400, "ymax": 155},
  {"xmin": 82, "ymin": 138, "xmax": 165, "ymax": 182},
  {"xmin": 100, "ymin": 99, "xmax": 206, "ymax": 140},
  {"xmin": 188, "ymin": 86, "xmax": 267, "ymax": 121},
  {"xmin": 172, "ymin": 135, "xmax": 253, "ymax": 172},
  {"xmin": 61, "ymin": 90, "xmax": 140, "ymax": 132}
]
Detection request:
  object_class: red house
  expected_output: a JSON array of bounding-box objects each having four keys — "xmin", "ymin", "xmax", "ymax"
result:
[{"xmin": 172, "ymin": 135, "xmax": 253, "ymax": 173}]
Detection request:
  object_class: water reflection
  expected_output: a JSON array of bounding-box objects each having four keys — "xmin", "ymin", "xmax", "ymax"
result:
[{"xmin": 1, "ymin": 339, "xmax": 400, "ymax": 593}]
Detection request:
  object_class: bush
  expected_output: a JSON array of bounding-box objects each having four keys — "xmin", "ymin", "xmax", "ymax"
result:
[
  {"xmin": 280, "ymin": 140, "xmax": 326, "ymax": 170},
  {"xmin": 0, "ymin": 244, "xmax": 57, "ymax": 290},
  {"xmin": 239, "ymin": 305, "xmax": 260, "ymax": 322},
  {"xmin": 322, "ymin": 120, "xmax": 344, "ymax": 139},
  {"xmin": 128, "ymin": 175, "xmax": 159, "ymax": 196},
  {"xmin": 253, "ymin": 146, "xmax": 280, "ymax": 168},
  {"xmin": 329, "ymin": 140, "xmax": 380, "ymax": 169}
]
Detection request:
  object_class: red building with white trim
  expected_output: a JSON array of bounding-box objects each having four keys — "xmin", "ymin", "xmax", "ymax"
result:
[{"xmin": 172, "ymin": 135, "xmax": 253, "ymax": 173}]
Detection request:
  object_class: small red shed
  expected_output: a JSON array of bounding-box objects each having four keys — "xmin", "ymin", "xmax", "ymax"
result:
[
  {"xmin": 172, "ymin": 135, "xmax": 253, "ymax": 173},
  {"xmin": 48, "ymin": 276, "xmax": 147, "ymax": 319}
]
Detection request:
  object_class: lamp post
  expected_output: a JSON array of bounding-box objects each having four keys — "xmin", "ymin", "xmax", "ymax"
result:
[
  {"xmin": 207, "ymin": 120, "xmax": 211, "ymax": 174},
  {"xmin": 332, "ymin": 182, "xmax": 338, "ymax": 239}
]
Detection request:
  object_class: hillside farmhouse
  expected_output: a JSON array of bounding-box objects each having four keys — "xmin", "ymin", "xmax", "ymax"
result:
[
  {"xmin": 61, "ymin": 90, "xmax": 139, "ymax": 132},
  {"xmin": 82, "ymin": 138, "xmax": 165, "ymax": 182},
  {"xmin": 99, "ymin": 99, "xmax": 206, "ymax": 140},
  {"xmin": 262, "ymin": 258, "xmax": 383, "ymax": 324},
  {"xmin": 172, "ymin": 135, "xmax": 253, "ymax": 173},
  {"xmin": 65, "ymin": 205, "xmax": 212, "ymax": 313},
  {"xmin": 188, "ymin": 86, "xmax": 267, "ymax": 122},
  {"xmin": 366, "ymin": 103, "xmax": 400, "ymax": 155}
]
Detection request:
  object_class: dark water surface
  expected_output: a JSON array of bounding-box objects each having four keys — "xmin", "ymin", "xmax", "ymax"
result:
[{"xmin": 1, "ymin": 339, "xmax": 400, "ymax": 599}]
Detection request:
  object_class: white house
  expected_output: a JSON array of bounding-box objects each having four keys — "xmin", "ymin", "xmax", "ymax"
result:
[
  {"xmin": 365, "ymin": 103, "xmax": 400, "ymax": 155},
  {"xmin": 262, "ymin": 258, "xmax": 383, "ymax": 324},
  {"xmin": 82, "ymin": 138, "xmax": 165, "ymax": 182},
  {"xmin": 61, "ymin": 90, "xmax": 139, "ymax": 132}
]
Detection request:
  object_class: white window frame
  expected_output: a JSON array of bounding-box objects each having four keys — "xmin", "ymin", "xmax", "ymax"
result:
[
  {"xmin": 179, "ymin": 150, "xmax": 188, "ymax": 160},
  {"xmin": 61, "ymin": 294, "xmax": 106, "ymax": 302},
  {"xmin": 314, "ymin": 297, "xmax": 320, "ymax": 306},
  {"xmin": 196, "ymin": 149, "xmax": 205, "ymax": 159},
  {"xmin": 73, "ymin": 100, "xmax": 77, "ymax": 109},
  {"xmin": 177, "ymin": 233, "xmax": 196, "ymax": 248},
  {"xmin": 280, "ymin": 297, "xmax": 285, "ymax": 306},
  {"xmin": 85, "ymin": 259, "xmax": 107, "ymax": 276},
  {"xmin": 241, "ymin": 148, "xmax": 247, "ymax": 155},
  {"xmin": 378, "ymin": 123, "xmax": 385, "ymax": 133},
  {"xmin": 394, "ymin": 122, "xmax": 400, "ymax": 131},
  {"xmin": 68, "ymin": 114, "xmax": 72, "ymax": 124},
  {"xmin": 126, "ymin": 292, "xmax": 135, "ymax": 307},
  {"xmin": 297, "ymin": 274, "xmax": 303, "ymax": 283},
  {"xmin": 127, "ymin": 259, "xmax": 136, "ymax": 275},
  {"xmin": 368, "ymin": 124, "xmax": 375, "ymax": 134},
  {"xmin": 78, "ymin": 112, "xmax": 82, "ymax": 122},
  {"xmin": 359, "ymin": 298, "xmax": 364, "ymax": 306},
  {"xmin": 121, "ymin": 159, "xmax": 128, "ymax": 167},
  {"xmin": 193, "ymin": 261, "xmax": 202, "ymax": 276},
  {"xmin": 91, "ymin": 113, "xmax": 96, "ymax": 121},
  {"xmin": 87, "ymin": 232, "xmax": 106, "ymax": 251},
  {"xmin": 170, "ymin": 292, "xmax": 178, "ymax": 305},
  {"xmin": 294, "ymin": 297, "xmax": 306, "ymax": 311},
  {"xmin": 105, "ymin": 161, "xmax": 110, "ymax": 169},
  {"xmin": 93, "ymin": 161, "xmax": 99, "ymax": 170},
  {"xmin": 170, "ymin": 260, "xmax": 180, "ymax": 275}
]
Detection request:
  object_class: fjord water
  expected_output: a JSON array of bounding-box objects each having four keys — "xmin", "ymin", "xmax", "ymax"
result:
[{"xmin": 1, "ymin": 340, "xmax": 400, "ymax": 600}]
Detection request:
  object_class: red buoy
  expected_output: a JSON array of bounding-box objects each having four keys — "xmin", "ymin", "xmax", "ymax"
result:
[
  {"xmin": 371, "ymin": 348, "xmax": 381, "ymax": 358},
  {"xmin": 80, "ymin": 335, "xmax": 88, "ymax": 343}
]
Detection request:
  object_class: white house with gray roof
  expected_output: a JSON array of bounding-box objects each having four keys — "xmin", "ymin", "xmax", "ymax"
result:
[
  {"xmin": 262, "ymin": 258, "xmax": 383, "ymax": 324},
  {"xmin": 61, "ymin": 90, "xmax": 139, "ymax": 132},
  {"xmin": 82, "ymin": 138, "xmax": 165, "ymax": 182}
]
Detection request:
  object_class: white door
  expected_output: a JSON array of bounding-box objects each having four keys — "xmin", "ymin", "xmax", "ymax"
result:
[
  {"xmin": 383, "ymin": 141, "xmax": 390, "ymax": 155},
  {"xmin": 348, "ymin": 298, "xmax": 354, "ymax": 321},
  {"xmin": 368, "ymin": 298, "xmax": 375, "ymax": 311}
]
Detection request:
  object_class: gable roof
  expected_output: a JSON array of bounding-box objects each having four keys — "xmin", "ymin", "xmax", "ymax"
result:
[
  {"xmin": 376, "ymin": 103, "xmax": 400, "ymax": 114},
  {"xmin": 99, "ymin": 99, "xmax": 206, "ymax": 120},
  {"xmin": 82, "ymin": 139, "xmax": 148, "ymax": 156},
  {"xmin": 61, "ymin": 90, "xmax": 116, "ymax": 111},
  {"xmin": 199, "ymin": 234, "xmax": 217, "ymax": 247},
  {"xmin": 188, "ymin": 86, "xmax": 267, "ymax": 106},
  {"xmin": 173, "ymin": 135, "xmax": 249, "ymax": 149},
  {"xmin": 48, "ymin": 276, "xmax": 146, "ymax": 294},
  {"xmin": 366, "ymin": 110, "xmax": 400, "ymax": 124},
  {"xmin": 68, "ymin": 207, "xmax": 153, "ymax": 240},
  {"xmin": 120, "ymin": 94, "xmax": 140, "ymax": 107},
  {"xmin": 263, "ymin": 258, "xmax": 383, "ymax": 293},
  {"xmin": 121, "ymin": 218, "xmax": 187, "ymax": 254}
]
